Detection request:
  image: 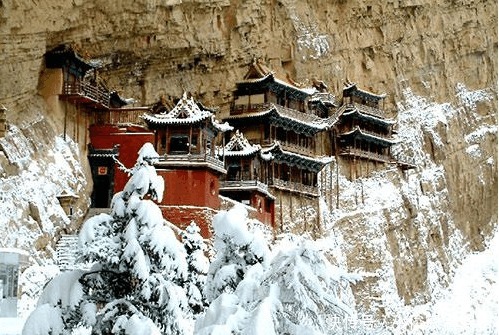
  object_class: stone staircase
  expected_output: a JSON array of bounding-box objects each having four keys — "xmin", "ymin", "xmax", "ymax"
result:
[
  {"xmin": 55, "ymin": 207, "xmax": 111, "ymax": 271},
  {"xmin": 55, "ymin": 234, "xmax": 80, "ymax": 271}
]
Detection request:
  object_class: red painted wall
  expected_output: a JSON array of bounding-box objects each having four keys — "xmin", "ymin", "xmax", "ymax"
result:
[
  {"xmin": 157, "ymin": 169, "xmax": 220, "ymax": 209},
  {"xmin": 160, "ymin": 206, "xmax": 217, "ymax": 238},
  {"xmin": 251, "ymin": 193, "xmax": 275, "ymax": 228},
  {"xmin": 89, "ymin": 124, "xmax": 155, "ymax": 193}
]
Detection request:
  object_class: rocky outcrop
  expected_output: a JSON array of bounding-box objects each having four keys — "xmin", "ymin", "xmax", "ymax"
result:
[{"xmin": 0, "ymin": 112, "xmax": 89, "ymax": 262}]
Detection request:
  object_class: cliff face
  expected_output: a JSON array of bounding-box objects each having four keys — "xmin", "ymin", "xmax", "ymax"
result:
[{"xmin": 0, "ymin": 0, "xmax": 497, "ymax": 329}]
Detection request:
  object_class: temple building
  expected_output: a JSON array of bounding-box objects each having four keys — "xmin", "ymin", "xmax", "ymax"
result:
[
  {"xmin": 218, "ymin": 130, "xmax": 275, "ymax": 227},
  {"xmin": 142, "ymin": 93, "xmax": 232, "ymax": 236},
  {"xmin": 332, "ymin": 82, "xmax": 400, "ymax": 179},
  {"xmin": 222, "ymin": 61, "xmax": 333, "ymax": 234}
]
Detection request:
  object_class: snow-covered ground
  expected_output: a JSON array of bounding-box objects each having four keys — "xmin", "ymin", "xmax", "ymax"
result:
[
  {"xmin": 0, "ymin": 318, "xmax": 27, "ymax": 335},
  {"xmin": 400, "ymin": 229, "xmax": 498, "ymax": 334}
]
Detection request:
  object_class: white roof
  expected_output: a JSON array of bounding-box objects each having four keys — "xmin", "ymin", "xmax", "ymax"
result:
[
  {"xmin": 273, "ymin": 77, "xmax": 317, "ymax": 95},
  {"xmin": 220, "ymin": 130, "xmax": 261, "ymax": 157},
  {"xmin": 142, "ymin": 93, "xmax": 212, "ymax": 125}
]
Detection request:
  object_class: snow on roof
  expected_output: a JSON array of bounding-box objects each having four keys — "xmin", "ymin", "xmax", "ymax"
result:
[
  {"xmin": 239, "ymin": 61, "xmax": 317, "ymax": 96},
  {"xmin": 261, "ymin": 141, "xmax": 333, "ymax": 171},
  {"xmin": 339, "ymin": 126, "xmax": 400, "ymax": 145},
  {"xmin": 225, "ymin": 104, "xmax": 329, "ymax": 133},
  {"xmin": 272, "ymin": 104, "xmax": 328, "ymax": 131},
  {"xmin": 343, "ymin": 82, "xmax": 387, "ymax": 99},
  {"xmin": 142, "ymin": 92, "xmax": 212, "ymax": 125},
  {"xmin": 341, "ymin": 108, "xmax": 396, "ymax": 125},
  {"xmin": 219, "ymin": 130, "xmax": 261, "ymax": 157},
  {"xmin": 212, "ymin": 116, "xmax": 233, "ymax": 132},
  {"xmin": 274, "ymin": 77, "xmax": 317, "ymax": 95},
  {"xmin": 239, "ymin": 72, "xmax": 274, "ymax": 84}
]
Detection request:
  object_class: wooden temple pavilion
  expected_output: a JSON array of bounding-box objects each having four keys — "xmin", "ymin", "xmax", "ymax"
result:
[
  {"xmin": 45, "ymin": 45, "xmax": 110, "ymax": 110},
  {"xmin": 332, "ymin": 83, "xmax": 400, "ymax": 178},
  {"xmin": 222, "ymin": 61, "xmax": 335, "ymax": 233},
  {"xmin": 142, "ymin": 93, "xmax": 233, "ymax": 235},
  {"xmin": 224, "ymin": 62, "xmax": 331, "ymax": 197},
  {"xmin": 218, "ymin": 130, "xmax": 275, "ymax": 227}
]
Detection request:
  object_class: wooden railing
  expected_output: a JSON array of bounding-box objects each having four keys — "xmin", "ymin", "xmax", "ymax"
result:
[
  {"xmin": 220, "ymin": 179, "xmax": 270, "ymax": 193},
  {"xmin": 347, "ymin": 103, "xmax": 385, "ymax": 118},
  {"xmin": 108, "ymin": 108, "xmax": 148, "ymax": 125},
  {"xmin": 270, "ymin": 178, "xmax": 319, "ymax": 196},
  {"xmin": 231, "ymin": 103, "xmax": 271, "ymax": 115},
  {"xmin": 273, "ymin": 104, "xmax": 326, "ymax": 126},
  {"xmin": 280, "ymin": 142, "xmax": 315, "ymax": 156},
  {"xmin": 158, "ymin": 153, "xmax": 225, "ymax": 171},
  {"xmin": 89, "ymin": 108, "xmax": 148, "ymax": 125},
  {"xmin": 339, "ymin": 147, "xmax": 392, "ymax": 163},
  {"xmin": 63, "ymin": 81, "xmax": 110, "ymax": 108}
]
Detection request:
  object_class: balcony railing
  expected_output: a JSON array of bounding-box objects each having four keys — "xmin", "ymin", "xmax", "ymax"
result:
[
  {"xmin": 90, "ymin": 108, "xmax": 148, "ymax": 125},
  {"xmin": 339, "ymin": 147, "xmax": 392, "ymax": 163},
  {"xmin": 62, "ymin": 81, "xmax": 110, "ymax": 108},
  {"xmin": 347, "ymin": 103, "xmax": 385, "ymax": 118},
  {"xmin": 220, "ymin": 179, "xmax": 270, "ymax": 193},
  {"xmin": 231, "ymin": 103, "xmax": 271, "ymax": 115},
  {"xmin": 270, "ymin": 178, "xmax": 319, "ymax": 197},
  {"xmin": 108, "ymin": 108, "xmax": 148, "ymax": 125},
  {"xmin": 280, "ymin": 142, "xmax": 315, "ymax": 156},
  {"xmin": 157, "ymin": 153, "xmax": 225, "ymax": 171}
]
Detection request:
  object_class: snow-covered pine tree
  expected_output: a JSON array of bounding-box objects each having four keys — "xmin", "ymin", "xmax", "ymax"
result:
[
  {"xmin": 23, "ymin": 143, "xmax": 191, "ymax": 335},
  {"xmin": 203, "ymin": 205, "xmax": 269, "ymax": 303},
  {"xmin": 180, "ymin": 221, "xmax": 210, "ymax": 314},
  {"xmin": 196, "ymin": 208, "xmax": 360, "ymax": 335},
  {"xmin": 255, "ymin": 236, "xmax": 357, "ymax": 335}
]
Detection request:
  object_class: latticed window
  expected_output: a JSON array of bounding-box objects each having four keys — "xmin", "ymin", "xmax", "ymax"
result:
[{"xmin": 0, "ymin": 264, "xmax": 18, "ymax": 298}]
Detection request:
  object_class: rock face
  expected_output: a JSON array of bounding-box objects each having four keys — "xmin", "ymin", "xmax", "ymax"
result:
[{"xmin": 0, "ymin": 0, "xmax": 496, "ymax": 329}]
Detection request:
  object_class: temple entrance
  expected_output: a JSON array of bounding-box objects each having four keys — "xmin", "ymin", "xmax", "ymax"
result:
[
  {"xmin": 92, "ymin": 172, "xmax": 113, "ymax": 208},
  {"xmin": 88, "ymin": 146, "xmax": 117, "ymax": 208}
]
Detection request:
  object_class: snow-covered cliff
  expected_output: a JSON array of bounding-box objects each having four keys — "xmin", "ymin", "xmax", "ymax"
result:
[
  {"xmin": 0, "ymin": 114, "xmax": 89, "ymax": 261},
  {"xmin": 319, "ymin": 83, "xmax": 497, "ymax": 332}
]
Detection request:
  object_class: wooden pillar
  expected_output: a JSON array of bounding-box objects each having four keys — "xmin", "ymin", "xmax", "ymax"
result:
[
  {"xmin": 188, "ymin": 126, "xmax": 193, "ymax": 154},
  {"xmin": 165, "ymin": 127, "xmax": 170, "ymax": 155}
]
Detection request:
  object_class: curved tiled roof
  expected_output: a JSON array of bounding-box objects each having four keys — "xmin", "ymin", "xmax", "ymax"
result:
[
  {"xmin": 142, "ymin": 93, "xmax": 212, "ymax": 125},
  {"xmin": 219, "ymin": 130, "xmax": 261, "ymax": 157},
  {"xmin": 142, "ymin": 93, "xmax": 232, "ymax": 132},
  {"xmin": 341, "ymin": 108, "xmax": 396, "ymax": 126},
  {"xmin": 261, "ymin": 142, "xmax": 332, "ymax": 173},
  {"xmin": 225, "ymin": 103, "xmax": 329, "ymax": 136},
  {"xmin": 339, "ymin": 126, "xmax": 399, "ymax": 145}
]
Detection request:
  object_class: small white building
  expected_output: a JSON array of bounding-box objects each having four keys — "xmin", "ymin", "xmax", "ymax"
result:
[{"xmin": 0, "ymin": 249, "xmax": 29, "ymax": 317}]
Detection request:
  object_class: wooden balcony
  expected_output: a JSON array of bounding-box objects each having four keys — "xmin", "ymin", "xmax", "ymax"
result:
[
  {"xmin": 156, "ymin": 153, "xmax": 226, "ymax": 174},
  {"xmin": 279, "ymin": 141, "xmax": 315, "ymax": 156},
  {"xmin": 61, "ymin": 81, "xmax": 110, "ymax": 109},
  {"xmin": 347, "ymin": 102, "xmax": 385, "ymax": 118},
  {"xmin": 220, "ymin": 179, "xmax": 273, "ymax": 197},
  {"xmin": 231, "ymin": 103, "xmax": 271, "ymax": 115},
  {"xmin": 90, "ymin": 108, "xmax": 149, "ymax": 125},
  {"xmin": 339, "ymin": 147, "xmax": 392, "ymax": 163}
]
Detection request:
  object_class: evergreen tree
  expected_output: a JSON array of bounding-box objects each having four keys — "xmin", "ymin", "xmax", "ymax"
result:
[
  {"xmin": 196, "ymin": 208, "xmax": 359, "ymax": 335},
  {"xmin": 180, "ymin": 221, "xmax": 210, "ymax": 314},
  {"xmin": 203, "ymin": 205, "xmax": 269, "ymax": 303},
  {"xmin": 23, "ymin": 143, "xmax": 191, "ymax": 335}
]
